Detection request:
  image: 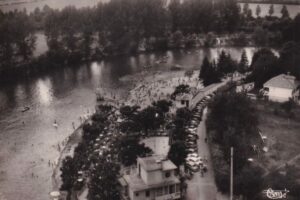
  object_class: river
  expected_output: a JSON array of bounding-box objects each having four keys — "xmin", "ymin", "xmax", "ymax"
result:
[{"xmin": 0, "ymin": 47, "xmax": 263, "ymax": 200}]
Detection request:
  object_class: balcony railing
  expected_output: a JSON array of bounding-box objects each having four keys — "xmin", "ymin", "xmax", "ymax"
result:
[{"xmin": 155, "ymin": 192, "xmax": 181, "ymax": 200}]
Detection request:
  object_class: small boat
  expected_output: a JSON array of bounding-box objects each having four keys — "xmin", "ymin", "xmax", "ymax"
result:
[{"xmin": 21, "ymin": 106, "xmax": 30, "ymax": 112}]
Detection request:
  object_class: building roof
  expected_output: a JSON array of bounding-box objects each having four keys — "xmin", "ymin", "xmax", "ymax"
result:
[
  {"xmin": 138, "ymin": 155, "xmax": 177, "ymax": 172},
  {"xmin": 176, "ymin": 93, "xmax": 192, "ymax": 101},
  {"xmin": 122, "ymin": 173, "xmax": 180, "ymax": 192},
  {"xmin": 264, "ymin": 74, "xmax": 299, "ymax": 90}
]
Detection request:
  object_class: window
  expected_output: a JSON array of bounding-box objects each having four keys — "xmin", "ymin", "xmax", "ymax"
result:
[
  {"xmin": 176, "ymin": 184, "xmax": 180, "ymax": 192},
  {"xmin": 145, "ymin": 190, "xmax": 150, "ymax": 197},
  {"xmin": 156, "ymin": 187, "xmax": 163, "ymax": 196},
  {"xmin": 169, "ymin": 185, "xmax": 175, "ymax": 194},
  {"xmin": 181, "ymin": 100, "xmax": 185, "ymax": 105},
  {"xmin": 165, "ymin": 171, "xmax": 171, "ymax": 178},
  {"xmin": 164, "ymin": 186, "xmax": 169, "ymax": 195},
  {"xmin": 135, "ymin": 192, "xmax": 139, "ymax": 197},
  {"xmin": 264, "ymin": 87, "xmax": 269, "ymax": 92}
]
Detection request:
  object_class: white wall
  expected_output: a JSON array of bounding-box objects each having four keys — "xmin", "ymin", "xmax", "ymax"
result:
[
  {"xmin": 267, "ymin": 87, "xmax": 293, "ymax": 102},
  {"xmin": 140, "ymin": 164, "xmax": 176, "ymax": 185}
]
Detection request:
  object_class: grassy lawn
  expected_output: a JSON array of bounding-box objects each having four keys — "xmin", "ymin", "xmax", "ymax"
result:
[{"xmin": 255, "ymin": 100, "xmax": 300, "ymax": 174}]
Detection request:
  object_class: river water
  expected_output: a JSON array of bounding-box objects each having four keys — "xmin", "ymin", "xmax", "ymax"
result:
[{"xmin": 0, "ymin": 47, "xmax": 261, "ymax": 200}]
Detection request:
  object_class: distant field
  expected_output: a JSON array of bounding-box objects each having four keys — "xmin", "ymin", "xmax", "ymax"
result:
[{"xmin": 255, "ymin": 100, "xmax": 300, "ymax": 175}]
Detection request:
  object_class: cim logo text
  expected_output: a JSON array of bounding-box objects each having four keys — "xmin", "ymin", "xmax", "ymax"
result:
[{"xmin": 263, "ymin": 188, "xmax": 289, "ymax": 199}]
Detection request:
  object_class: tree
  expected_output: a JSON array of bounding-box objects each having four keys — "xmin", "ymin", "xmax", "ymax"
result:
[
  {"xmin": 82, "ymin": 123, "xmax": 104, "ymax": 141},
  {"xmin": 253, "ymin": 26, "xmax": 268, "ymax": 46},
  {"xmin": 233, "ymin": 32, "xmax": 248, "ymax": 46},
  {"xmin": 120, "ymin": 105, "xmax": 140, "ymax": 120},
  {"xmin": 269, "ymin": 4, "xmax": 274, "ymax": 17},
  {"xmin": 136, "ymin": 106, "xmax": 165, "ymax": 134},
  {"xmin": 256, "ymin": 5, "xmax": 261, "ymax": 18},
  {"xmin": 242, "ymin": 3, "xmax": 249, "ymax": 16},
  {"xmin": 281, "ymin": 5, "xmax": 290, "ymax": 19},
  {"xmin": 117, "ymin": 136, "xmax": 152, "ymax": 166},
  {"xmin": 216, "ymin": 0, "xmax": 241, "ymax": 32},
  {"xmin": 119, "ymin": 120, "xmax": 142, "ymax": 133},
  {"xmin": 60, "ymin": 156, "xmax": 77, "ymax": 200},
  {"xmin": 235, "ymin": 165, "xmax": 264, "ymax": 198},
  {"xmin": 282, "ymin": 14, "xmax": 300, "ymax": 42},
  {"xmin": 202, "ymin": 60, "xmax": 222, "ymax": 86},
  {"xmin": 59, "ymin": 6, "xmax": 81, "ymax": 59},
  {"xmin": 171, "ymin": 84, "xmax": 190, "ymax": 99},
  {"xmin": 207, "ymin": 92, "xmax": 258, "ymax": 150},
  {"xmin": 168, "ymin": 141, "xmax": 187, "ymax": 166},
  {"xmin": 44, "ymin": 9, "xmax": 66, "ymax": 62},
  {"xmin": 207, "ymin": 92, "xmax": 258, "ymax": 170},
  {"xmin": 0, "ymin": 17, "xmax": 14, "ymax": 65},
  {"xmin": 279, "ymin": 41, "xmax": 300, "ymax": 79},
  {"xmin": 238, "ymin": 50, "xmax": 249, "ymax": 73},
  {"xmin": 172, "ymin": 30, "xmax": 184, "ymax": 48},
  {"xmin": 88, "ymin": 158, "xmax": 121, "ymax": 200},
  {"xmin": 199, "ymin": 56, "xmax": 210, "ymax": 79},
  {"xmin": 248, "ymin": 48, "xmax": 281, "ymax": 88},
  {"xmin": 152, "ymin": 99, "xmax": 173, "ymax": 113},
  {"xmin": 13, "ymin": 12, "xmax": 36, "ymax": 61},
  {"xmin": 175, "ymin": 107, "xmax": 192, "ymax": 126},
  {"xmin": 217, "ymin": 51, "xmax": 237, "ymax": 75},
  {"xmin": 246, "ymin": 8, "xmax": 253, "ymax": 19},
  {"xmin": 79, "ymin": 8, "xmax": 94, "ymax": 58},
  {"xmin": 169, "ymin": 0, "xmax": 182, "ymax": 31},
  {"xmin": 171, "ymin": 126, "xmax": 188, "ymax": 141}
]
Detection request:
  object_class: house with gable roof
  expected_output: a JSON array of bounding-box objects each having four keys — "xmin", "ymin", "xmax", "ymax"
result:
[
  {"xmin": 261, "ymin": 74, "xmax": 300, "ymax": 102},
  {"xmin": 118, "ymin": 155, "xmax": 181, "ymax": 200}
]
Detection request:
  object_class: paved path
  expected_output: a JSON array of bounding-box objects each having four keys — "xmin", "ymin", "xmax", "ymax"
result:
[{"xmin": 186, "ymin": 108, "xmax": 228, "ymax": 200}]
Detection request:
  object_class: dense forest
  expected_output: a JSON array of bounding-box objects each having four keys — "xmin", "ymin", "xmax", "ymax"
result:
[{"xmin": 0, "ymin": 0, "xmax": 300, "ymax": 79}]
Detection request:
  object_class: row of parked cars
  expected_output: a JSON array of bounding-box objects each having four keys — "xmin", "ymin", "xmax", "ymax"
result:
[{"xmin": 184, "ymin": 92, "xmax": 217, "ymax": 173}]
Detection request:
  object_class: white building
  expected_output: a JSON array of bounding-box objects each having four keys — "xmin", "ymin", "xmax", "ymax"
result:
[
  {"xmin": 175, "ymin": 93, "xmax": 193, "ymax": 108},
  {"xmin": 236, "ymin": 82, "xmax": 255, "ymax": 93},
  {"xmin": 262, "ymin": 74, "xmax": 300, "ymax": 102},
  {"xmin": 119, "ymin": 155, "xmax": 181, "ymax": 200}
]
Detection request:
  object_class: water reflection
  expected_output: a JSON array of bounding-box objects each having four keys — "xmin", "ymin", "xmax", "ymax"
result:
[{"xmin": 35, "ymin": 78, "xmax": 53, "ymax": 106}]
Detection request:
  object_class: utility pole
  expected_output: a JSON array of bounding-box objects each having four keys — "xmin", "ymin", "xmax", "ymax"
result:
[{"xmin": 230, "ymin": 147, "xmax": 234, "ymax": 200}]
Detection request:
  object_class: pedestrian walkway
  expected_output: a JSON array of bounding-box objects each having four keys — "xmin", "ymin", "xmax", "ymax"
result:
[{"xmin": 185, "ymin": 109, "xmax": 228, "ymax": 200}]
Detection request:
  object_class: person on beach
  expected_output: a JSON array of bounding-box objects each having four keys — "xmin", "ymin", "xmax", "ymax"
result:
[{"xmin": 53, "ymin": 120, "xmax": 58, "ymax": 128}]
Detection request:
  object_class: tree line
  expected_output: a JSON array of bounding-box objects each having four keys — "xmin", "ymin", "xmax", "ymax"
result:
[{"xmin": 1, "ymin": 0, "xmax": 300, "ymax": 78}]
